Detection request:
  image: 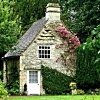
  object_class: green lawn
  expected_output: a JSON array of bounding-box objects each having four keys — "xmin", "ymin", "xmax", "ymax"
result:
[{"xmin": 9, "ymin": 95, "xmax": 100, "ymax": 100}]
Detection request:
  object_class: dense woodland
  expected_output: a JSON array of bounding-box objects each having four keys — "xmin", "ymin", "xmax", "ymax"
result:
[{"xmin": 0, "ymin": 0, "xmax": 100, "ymax": 91}]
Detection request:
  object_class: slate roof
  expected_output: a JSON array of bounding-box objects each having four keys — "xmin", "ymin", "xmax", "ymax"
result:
[{"xmin": 4, "ymin": 17, "xmax": 47, "ymax": 58}]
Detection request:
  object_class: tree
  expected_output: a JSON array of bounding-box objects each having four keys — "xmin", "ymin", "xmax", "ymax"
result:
[
  {"xmin": 13, "ymin": 0, "xmax": 49, "ymax": 32},
  {"xmin": 62, "ymin": 0, "xmax": 100, "ymax": 42},
  {"xmin": 13, "ymin": 0, "xmax": 65, "ymax": 33},
  {"xmin": 76, "ymin": 25, "xmax": 100, "ymax": 91},
  {"xmin": 0, "ymin": 0, "xmax": 21, "ymax": 52}
]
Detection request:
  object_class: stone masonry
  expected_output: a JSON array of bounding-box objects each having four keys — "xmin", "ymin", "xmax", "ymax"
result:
[{"xmin": 19, "ymin": 21, "xmax": 76, "ymax": 94}]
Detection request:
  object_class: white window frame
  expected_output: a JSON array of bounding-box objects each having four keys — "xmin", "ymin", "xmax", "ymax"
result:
[{"xmin": 38, "ymin": 45, "xmax": 51, "ymax": 59}]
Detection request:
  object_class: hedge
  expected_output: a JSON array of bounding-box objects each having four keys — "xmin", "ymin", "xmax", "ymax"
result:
[{"xmin": 41, "ymin": 65, "xmax": 73, "ymax": 94}]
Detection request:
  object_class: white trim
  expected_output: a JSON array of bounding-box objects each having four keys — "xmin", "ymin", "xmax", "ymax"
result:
[
  {"xmin": 37, "ymin": 45, "xmax": 51, "ymax": 59},
  {"xmin": 27, "ymin": 70, "xmax": 40, "ymax": 95}
]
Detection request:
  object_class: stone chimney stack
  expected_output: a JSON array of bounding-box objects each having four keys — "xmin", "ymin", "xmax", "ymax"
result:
[{"xmin": 46, "ymin": 3, "xmax": 60, "ymax": 21}]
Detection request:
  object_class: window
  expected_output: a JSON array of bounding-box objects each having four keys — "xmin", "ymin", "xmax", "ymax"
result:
[
  {"xmin": 29, "ymin": 71, "xmax": 38, "ymax": 83},
  {"xmin": 38, "ymin": 45, "xmax": 50, "ymax": 58}
]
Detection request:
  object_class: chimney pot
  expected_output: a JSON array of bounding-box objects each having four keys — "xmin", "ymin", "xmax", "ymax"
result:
[{"xmin": 46, "ymin": 3, "xmax": 60, "ymax": 21}]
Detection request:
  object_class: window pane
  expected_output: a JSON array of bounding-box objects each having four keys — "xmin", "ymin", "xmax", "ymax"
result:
[
  {"xmin": 45, "ymin": 46, "xmax": 47, "ymax": 49},
  {"xmin": 38, "ymin": 46, "xmax": 50, "ymax": 58},
  {"xmin": 39, "ymin": 46, "xmax": 41, "ymax": 49},
  {"xmin": 48, "ymin": 55, "xmax": 50, "ymax": 58},
  {"xmin": 48, "ymin": 50, "xmax": 50, "ymax": 54},
  {"xmin": 39, "ymin": 55, "xmax": 41, "ymax": 58},
  {"xmin": 41, "ymin": 55, "xmax": 44, "ymax": 58},
  {"xmin": 42, "ymin": 50, "xmax": 44, "ymax": 54},
  {"xmin": 39, "ymin": 50, "xmax": 41, "ymax": 54},
  {"xmin": 45, "ymin": 50, "xmax": 47, "ymax": 54},
  {"xmin": 42, "ymin": 46, "xmax": 44, "ymax": 49},
  {"xmin": 45, "ymin": 55, "xmax": 47, "ymax": 58}
]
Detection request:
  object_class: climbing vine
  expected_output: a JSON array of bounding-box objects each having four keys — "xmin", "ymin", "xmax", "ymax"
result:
[
  {"xmin": 55, "ymin": 26, "xmax": 80, "ymax": 51},
  {"xmin": 55, "ymin": 25, "xmax": 80, "ymax": 68}
]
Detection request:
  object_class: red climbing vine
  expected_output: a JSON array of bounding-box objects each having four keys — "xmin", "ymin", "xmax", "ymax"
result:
[
  {"xmin": 55, "ymin": 25, "xmax": 80, "ymax": 51},
  {"xmin": 55, "ymin": 25, "xmax": 80, "ymax": 66}
]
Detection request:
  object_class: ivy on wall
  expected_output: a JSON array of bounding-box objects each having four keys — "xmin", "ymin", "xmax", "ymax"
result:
[{"xmin": 41, "ymin": 65, "xmax": 73, "ymax": 94}]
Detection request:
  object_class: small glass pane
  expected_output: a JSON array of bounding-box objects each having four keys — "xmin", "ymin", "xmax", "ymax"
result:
[
  {"xmin": 45, "ymin": 55, "xmax": 47, "ymax": 58},
  {"xmin": 42, "ymin": 50, "xmax": 44, "ymax": 54},
  {"xmin": 45, "ymin": 50, "xmax": 47, "ymax": 54},
  {"xmin": 42, "ymin": 46, "xmax": 44, "ymax": 49},
  {"xmin": 29, "ymin": 71, "xmax": 38, "ymax": 83},
  {"xmin": 39, "ymin": 55, "xmax": 41, "ymax": 58},
  {"xmin": 48, "ymin": 55, "xmax": 50, "ymax": 58},
  {"xmin": 39, "ymin": 46, "xmax": 41, "ymax": 49},
  {"xmin": 48, "ymin": 50, "xmax": 50, "ymax": 54},
  {"xmin": 39, "ymin": 50, "xmax": 41, "ymax": 54},
  {"xmin": 45, "ymin": 46, "xmax": 47, "ymax": 49},
  {"xmin": 41, "ymin": 55, "xmax": 44, "ymax": 58}
]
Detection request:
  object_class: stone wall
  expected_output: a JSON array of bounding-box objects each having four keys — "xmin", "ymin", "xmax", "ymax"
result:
[{"xmin": 19, "ymin": 21, "xmax": 76, "ymax": 94}]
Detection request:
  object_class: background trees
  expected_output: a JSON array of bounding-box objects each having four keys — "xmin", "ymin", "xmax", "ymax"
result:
[
  {"xmin": 62, "ymin": 0, "xmax": 100, "ymax": 42},
  {"xmin": 76, "ymin": 25, "xmax": 100, "ymax": 91},
  {"xmin": 0, "ymin": 0, "xmax": 21, "ymax": 53}
]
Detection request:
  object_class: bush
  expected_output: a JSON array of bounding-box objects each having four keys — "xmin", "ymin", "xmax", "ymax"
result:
[
  {"xmin": 6, "ymin": 80, "xmax": 20, "ymax": 95},
  {"xmin": 0, "ymin": 80, "xmax": 8, "ymax": 100},
  {"xmin": 77, "ymin": 89, "xmax": 85, "ymax": 95},
  {"xmin": 76, "ymin": 25, "xmax": 100, "ymax": 91},
  {"xmin": 87, "ymin": 88, "xmax": 100, "ymax": 95},
  {"xmin": 41, "ymin": 65, "xmax": 73, "ymax": 95}
]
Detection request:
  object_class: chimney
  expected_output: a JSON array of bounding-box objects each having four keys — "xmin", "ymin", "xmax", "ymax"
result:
[{"xmin": 46, "ymin": 3, "xmax": 60, "ymax": 21}]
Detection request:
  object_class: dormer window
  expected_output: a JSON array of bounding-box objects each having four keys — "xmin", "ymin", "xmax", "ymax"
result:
[{"xmin": 38, "ymin": 45, "xmax": 50, "ymax": 59}]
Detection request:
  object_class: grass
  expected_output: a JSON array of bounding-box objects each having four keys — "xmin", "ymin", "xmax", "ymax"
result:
[{"xmin": 9, "ymin": 95, "xmax": 100, "ymax": 100}]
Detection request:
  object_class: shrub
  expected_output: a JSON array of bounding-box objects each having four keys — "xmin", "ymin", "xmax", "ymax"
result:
[
  {"xmin": 41, "ymin": 65, "xmax": 73, "ymax": 95},
  {"xmin": 77, "ymin": 89, "xmax": 85, "ymax": 95},
  {"xmin": 76, "ymin": 45, "xmax": 100, "ymax": 91},
  {"xmin": 87, "ymin": 88, "xmax": 100, "ymax": 95},
  {"xmin": 6, "ymin": 80, "xmax": 20, "ymax": 95},
  {"xmin": 76, "ymin": 26, "xmax": 100, "ymax": 91},
  {"xmin": 0, "ymin": 80, "xmax": 8, "ymax": 100}
]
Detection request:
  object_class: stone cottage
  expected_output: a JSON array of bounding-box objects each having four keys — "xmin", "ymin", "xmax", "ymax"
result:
[{"xmin": 3, "ymin": 3, "xmax": 77, "ymax": 95}]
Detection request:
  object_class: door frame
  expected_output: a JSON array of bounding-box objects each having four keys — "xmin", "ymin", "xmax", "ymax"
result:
[{"xmin": 27, "ymin": 70, "xmax": 41, "ymax": 95}]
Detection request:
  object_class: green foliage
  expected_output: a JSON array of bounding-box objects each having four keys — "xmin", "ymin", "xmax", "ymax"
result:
[
  {"xmin": 13, "ymin": 0, "xmax": 49, "ymax": 32},
  {"xmin": 77, "ymin": 89, "xmax": 85, "ymax": 95},
  {"xmin": 76, "ymin": 25, "xmax": 100, "ymax": 91},
  {"xmin": 41, "ymin": 65, "xmax": 73, "ymax": 94},
  {"xmin": 0, "ymin": 0, "xmax": 21, "ymax": 52},
  {"xmin": 7, "ymin": 81, "xmax": 19, "ymax": 95},
  {"xmin": 62, "ymin": 0, "xmax": 100, "ymax": 42},
  {"xmin": 13, "ymin": 0, "xmax": 66, "ymax": 33},
  {"xmin": 0, "ymin": 80, "xmax": 8, "ymax": 100},
  {"xmin": 0, "ymin": 0, "xmax": 70, "ymax": 53}
]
